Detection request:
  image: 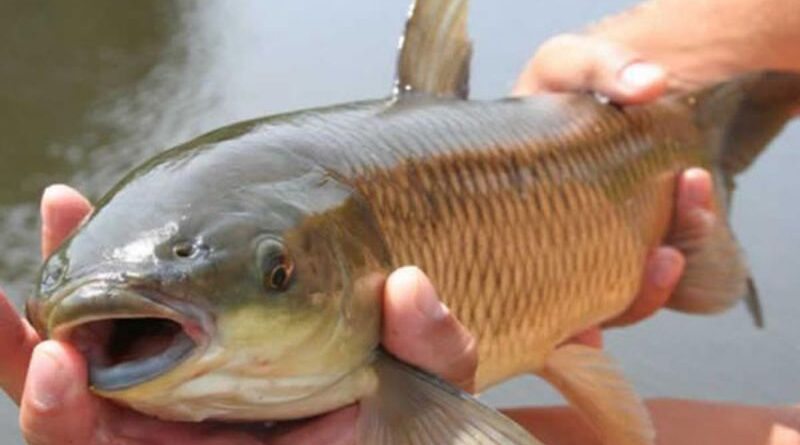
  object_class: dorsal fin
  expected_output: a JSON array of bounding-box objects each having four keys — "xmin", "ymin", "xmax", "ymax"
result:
[{"xmin": 394, "ymin": 0, "xmax": 472, "ymax": 99}]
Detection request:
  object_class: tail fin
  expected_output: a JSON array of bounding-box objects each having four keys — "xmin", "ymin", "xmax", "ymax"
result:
[
  {"xmin": 668, "ymin": 71, "xmax": 800, "ymax": 326},
  {"xmin": 695, "ymin": 71, "xmax": 800, "ymax": 180}
]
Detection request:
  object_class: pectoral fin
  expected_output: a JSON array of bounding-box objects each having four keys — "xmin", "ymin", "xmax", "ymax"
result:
[
  {"xmin": 667, "ymin": 206, "xmax": 760, "ymax": 326},
  {"xmin": 538, "ymin": 344, "xmax": 654, "ymax": 445},
  {"xmin": 358, "ymin": 350, "xmax": 542, "ymax": 445}
]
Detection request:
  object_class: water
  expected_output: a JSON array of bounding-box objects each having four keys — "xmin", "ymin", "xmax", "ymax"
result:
[{"xmin": 2, "ymin": 1, "xmax": 799, "ymax": 443}]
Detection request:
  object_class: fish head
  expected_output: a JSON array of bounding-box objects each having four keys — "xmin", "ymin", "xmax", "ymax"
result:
[{"xmin": 26, "ymin": 135, "xmax": 391, "ymax": 420}]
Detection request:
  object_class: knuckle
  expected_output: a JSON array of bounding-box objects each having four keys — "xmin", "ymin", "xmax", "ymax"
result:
[
  {"xmin": 20, "ymin": 415, "xmax": 52, "ymax": 445},
  {"xmin": 440, "ymin": 329, "xmax": 478, "ymax": 391},
  {"xmin": 460, "ymin": 335, "xmax": 479, "ymax": 377},
  {"xmin": 537, "ymin": 33, "xmax": 586, "ymax": 57},
  {"xmin": 527, "ymin": 33, "xmax": 620, "ymax": 92},
  {"xmin": 529, "ymin": 34, "xmax": 587, "ymax": 77}
]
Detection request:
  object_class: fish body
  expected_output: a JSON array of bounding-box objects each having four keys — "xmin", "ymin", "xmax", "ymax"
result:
[
  {"xmin": 25, "ymin": 0, "xmax": 800, "ymax": 444},
  {"xmin": 340, "ymin": 95, "xmax": 698, "ymax": 388}
]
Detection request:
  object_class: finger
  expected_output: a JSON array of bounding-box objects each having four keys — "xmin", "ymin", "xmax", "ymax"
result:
[
  {"xmin": 19, "ymin": 341, "xmax": 271, "ymax": 445},
  {"xmin": 19, "ymin": 341, "xmax": 98, "ymax": 445},
  {"xmin": 40, "ymin": 184, "xmax": 92, "ymax": 258},
  {"xmin": 606, "ymin": 246, "xmax": 685, "ymax": 328},
  {"xmin": 674, "ymin": 167, "xmax": 715, "ymax": 234},
  {"xmin": 665, "ymin": 168, "xmax": 717, "ymax": 254},
  {"xmin": 382, "ymin": 266, "xmax": 478, "ymax": 392},
  {"xmin": 513, "ymin": 34, "xmax": 666, "ymax": 104},
  {"xmin": 605, "ymin": 169, "xmax": 711, "ymax": 328},
  {"xmin": 0, "ymin": 288, "xmax": 40, "ymax": 404}
]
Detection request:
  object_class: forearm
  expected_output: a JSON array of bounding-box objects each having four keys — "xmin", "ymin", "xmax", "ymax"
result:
[
  {"xmin": 588, "ymin": 0, "xmax": 800, "ymax": 86},
  {"xmin": 503, "ymin": 399, "xmax": 800, "ymax": 445}
]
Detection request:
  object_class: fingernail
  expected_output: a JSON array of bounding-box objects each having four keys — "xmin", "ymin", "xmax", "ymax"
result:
[
  {"xmin": 410, "ymin": 268, "xmax": 449, "ymax": 321},
  {"xmin": 619, "ymin": 62, "xmax": 665, "ymax": 91},
  {"xmin": 29, "ymin": 348, "xmax": 66, "ymax": 412},
  {"xmin": 41, "ymin": 184, "xmax": 71, "ymax": 205},
  {"xmin": 684, "ymin": 168, "xmax": 710, "ymax": 208},
  {"xmin": 649, "ymin": 250, "xmax": 681, "ymax": 289},
  {"xmin": 41, "ymin": 185, "xmax": 66, "ymax": 225}
]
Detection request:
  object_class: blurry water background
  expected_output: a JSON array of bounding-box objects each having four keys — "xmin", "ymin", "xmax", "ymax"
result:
[{"xmin": 1, "ymin": 1, "xmax": 799, "ymax": 443}]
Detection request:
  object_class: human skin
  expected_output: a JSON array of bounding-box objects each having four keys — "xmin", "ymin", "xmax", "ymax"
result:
[{"xmin": 515, "ymin": 0, "xmax": 800, "ymax": 101}]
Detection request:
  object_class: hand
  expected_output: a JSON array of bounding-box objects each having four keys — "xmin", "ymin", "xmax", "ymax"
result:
[
  {"xmin": 509, "ymin": 12, "xmax": 800, "ymax": 445},
  {"xmin": 0, "ymin": 185, "xmax": 92, "ymax": 406},
  {"xmin": 513, "ymin": 34, "xmax": 668, "ymax": 104},
  {"xmin": 494, "ymin": 35, "xmax": 720, "ymax": 443},
  {"xmin": 1, "ymin": 186, "xmax": 477, "ymax": 444}
]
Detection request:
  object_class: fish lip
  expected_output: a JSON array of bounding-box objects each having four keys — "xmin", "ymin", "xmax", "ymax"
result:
[{"xmin": 48, "ymin": 281, "xmax": 213, "ymax": 392}]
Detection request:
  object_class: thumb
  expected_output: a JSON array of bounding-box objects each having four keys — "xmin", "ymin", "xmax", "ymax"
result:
[
  {"xmin": 382, "ymin": 266, "xmax": 477, "ymax": 392},
  {"xmin": 514, "ymin": 34, "xmax": 666, "ymax": 104},
  {"xmin": 40, "ymin": 184, "xmax": 92, "ymax": 259},
  {"xmin": 20, "ymin": 341, "xmax": 99, "ymax": 445}
]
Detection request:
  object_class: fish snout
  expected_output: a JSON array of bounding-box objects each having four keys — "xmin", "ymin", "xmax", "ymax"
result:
[{"xmin": 43, "ymin": 282, "xmax": 212, "ymax": 392}]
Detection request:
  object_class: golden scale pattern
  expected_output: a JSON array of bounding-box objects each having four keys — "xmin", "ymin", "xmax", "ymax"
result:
[{"xmin": 351, "ymin": 101, "xmax": 704, "ymax": 388}]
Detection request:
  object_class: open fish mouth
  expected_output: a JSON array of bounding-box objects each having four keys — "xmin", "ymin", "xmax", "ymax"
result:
[
  {"xmin": 71, "ymin": 317, "xmax": 196, "ymax": 391},
  {"xmin": 45, "ymin": 284, "xmax": 210, "ymax": 392}
]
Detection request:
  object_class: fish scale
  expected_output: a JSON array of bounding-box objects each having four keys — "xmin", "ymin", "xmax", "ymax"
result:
[{"xmin": 342, "ymin": 97, "xmax": 695, "ymax": 385}]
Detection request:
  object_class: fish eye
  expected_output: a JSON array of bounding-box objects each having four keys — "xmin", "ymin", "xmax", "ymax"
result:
[
  {"xmin": 257, "ymin": 238, "xmax": 293, "ymax": 292},
  {"xmin": 268, "ymin": 262, "xmax": 292, "ymax": 290},
  {"xmin": 172, "ymin": 241, "xmax": 206, "ymax": 259}
]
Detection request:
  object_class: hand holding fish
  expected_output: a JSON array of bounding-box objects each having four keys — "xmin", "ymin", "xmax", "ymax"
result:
[
  {"xmin": 569, "ymin": 168, "xmax": 714, "ymax": 347},
  {"xmin": 507, "ymin": 0, "xmax": 800, "ymax": 442},
  {"xmin": 6, "ymin": 0, "xmax": 800, "ymax": 442},
  {"xmin": 1, "ymin": 185, "xmax": 478, "ymax": 444},
  {"xmin": 516, "ymin": 0, "xmax": 800, "ymax": 105},
  {"xmin": 0, "ymin": 32, "xmax": 763, "ymax": 445},
  {"xmin": 0, "ymin": 175, "xmax": 711, "ymax": 445},
  {"xmin": 513, "ymin": 34, "xmax": 669, "ymax": 104},
  {"xmin": 515, "ymin": 34, "xmax": 727, "ymax": 347}
]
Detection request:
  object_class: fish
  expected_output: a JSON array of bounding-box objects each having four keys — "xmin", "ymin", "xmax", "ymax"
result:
[{"xmin": 24, "ymin": 0, "xmax": 800, "ymax": 443}]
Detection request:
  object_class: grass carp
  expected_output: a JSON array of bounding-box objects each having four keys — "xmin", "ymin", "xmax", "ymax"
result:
[{"xmin": 25, "ymin": 0, "xmax": 800, "ymax": 443}]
